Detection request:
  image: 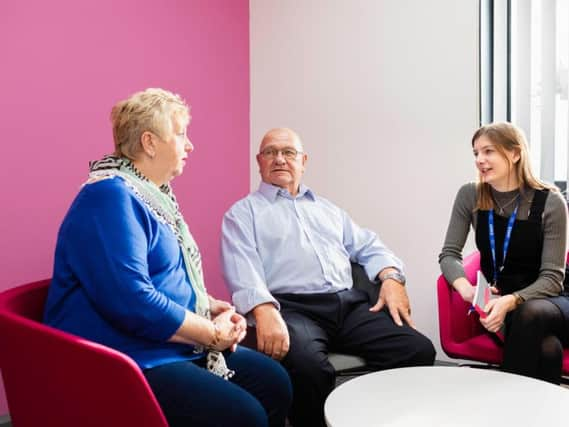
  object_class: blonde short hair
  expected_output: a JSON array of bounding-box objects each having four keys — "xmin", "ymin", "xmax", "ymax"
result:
[{"xmin": 111, "ymin": 88, "xmax": 190, "ymax": 159}]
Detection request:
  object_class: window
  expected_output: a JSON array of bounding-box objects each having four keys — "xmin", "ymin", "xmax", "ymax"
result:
[{"xmin": 480, "ymin": 0, "xmax": 569, "ymax": 195}]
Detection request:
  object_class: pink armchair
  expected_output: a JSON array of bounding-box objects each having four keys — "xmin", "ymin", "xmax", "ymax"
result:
[
  {"xmin": 0, "ymin": 279, "xmax": 168, "ymax": 427},
  {"xmin": 437, "ymin": 251, "xmax": 569, "ymax": 375}
]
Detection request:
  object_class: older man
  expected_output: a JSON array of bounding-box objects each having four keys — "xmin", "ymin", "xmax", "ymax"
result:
[{"xmin": 221, "ymin": 128, "xmax": 435, "ymax": 427}]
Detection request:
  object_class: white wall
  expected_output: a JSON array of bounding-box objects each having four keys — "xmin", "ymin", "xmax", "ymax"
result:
[{"xmin": 250, "ymin": 0, "xmax": 479, "ymax": 360}]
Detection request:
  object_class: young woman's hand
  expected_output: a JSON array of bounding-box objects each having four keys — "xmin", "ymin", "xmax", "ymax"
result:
[
  {"xmin": 480, "ymin": 295, "xmax": 516, "ymax": 333},
  {"xmin": 452, "ymin": 277, "xmax": 475, "ymax": 303},
  {"xmin": 489, "ymin": 286, "xmax": 501, "ymax": 295}
]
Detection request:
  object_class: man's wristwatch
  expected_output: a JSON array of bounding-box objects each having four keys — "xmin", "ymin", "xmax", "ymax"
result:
[{"xmin": 381, "ymin": 270, "xmax": 406, "ymax": 285}]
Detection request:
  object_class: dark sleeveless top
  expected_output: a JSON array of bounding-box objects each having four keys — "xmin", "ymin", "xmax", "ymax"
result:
[
  {"xmin": 475, "ymin": 189, "xmax": 569, "ymax": 343},
  {"xmin": 475, "ymin": 190, "xmax": 548, "ymax": 294}
]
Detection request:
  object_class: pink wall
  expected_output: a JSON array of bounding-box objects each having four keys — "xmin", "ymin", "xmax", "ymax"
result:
[{"xmin": 0, "ymin": 0, "xmax": 249, "ymax": 416}]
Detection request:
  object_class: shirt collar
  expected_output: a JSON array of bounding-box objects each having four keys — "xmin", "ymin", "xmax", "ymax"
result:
[{"xmin": 258, "ymin": 181, "xmax": 316, "ymax": 202}]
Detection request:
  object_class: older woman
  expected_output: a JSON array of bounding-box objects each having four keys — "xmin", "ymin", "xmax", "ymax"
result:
[{"xmin": 44, "ymin": 88, "xmax": 292, "ymax": 427}]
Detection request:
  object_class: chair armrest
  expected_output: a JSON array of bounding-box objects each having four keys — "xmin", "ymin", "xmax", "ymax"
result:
[
  {"xmin": 0, "ymin": 313, "xmax": 167, "ymax": 426},
  {"xmin": 437, "ymin": 252, "xmax": 485, "ymax": 347},
  {"xmin": 351, "ymin": 262, "xmax": 379, "ymax": 303}
]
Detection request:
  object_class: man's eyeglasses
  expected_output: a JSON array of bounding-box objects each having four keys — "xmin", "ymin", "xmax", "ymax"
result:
[{"xmin": 260, "ymin": 148, "xmax": 303, "ymax": 160}]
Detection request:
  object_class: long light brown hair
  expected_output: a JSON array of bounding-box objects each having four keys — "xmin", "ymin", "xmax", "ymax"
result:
[{"xmin": 472, "ymin": 122, "xmax": 556, "ymax": 210}]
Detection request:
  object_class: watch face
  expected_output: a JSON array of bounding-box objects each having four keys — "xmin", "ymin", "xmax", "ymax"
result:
[{"xmin": 384, "ymin": 272, "xmax": 406, "ymax": 284}]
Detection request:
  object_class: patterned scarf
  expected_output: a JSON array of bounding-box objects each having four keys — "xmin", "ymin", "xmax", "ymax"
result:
[{"xmin": 88, "ymin": 155, "xmax": 234, "ymax": 379}]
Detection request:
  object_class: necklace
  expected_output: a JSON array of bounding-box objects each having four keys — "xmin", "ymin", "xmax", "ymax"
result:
[{"xmin": 493, "ymin": 193, "xmax": 519, "ymax": 214}]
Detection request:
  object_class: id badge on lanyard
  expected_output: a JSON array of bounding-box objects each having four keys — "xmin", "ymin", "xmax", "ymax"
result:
[{"xmin": 488, "ymin": 199, "xmax": 519, "ymax": 286}]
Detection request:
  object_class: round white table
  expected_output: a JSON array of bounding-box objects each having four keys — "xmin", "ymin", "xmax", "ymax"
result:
[{"xmin": 324, "ymin": 366, "xmax": 569, "ymax": 427}]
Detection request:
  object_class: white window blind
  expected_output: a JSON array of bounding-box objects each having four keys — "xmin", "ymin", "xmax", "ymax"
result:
[{"xmin": 481, "ymin": 0, "xmax": 569, "ymax": 198}]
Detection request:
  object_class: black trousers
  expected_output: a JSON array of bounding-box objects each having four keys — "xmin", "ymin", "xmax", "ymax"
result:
[
  {"xmin": 275, "ymin": 288, "xmax": 436, "ymax": 427},
  {"xmin": 144, "ymin": 347, "xmax": 292, "ymax": 427},
  {"xmin": 502, "ymin": 298, "xmax": 569, "ymax": 384}
]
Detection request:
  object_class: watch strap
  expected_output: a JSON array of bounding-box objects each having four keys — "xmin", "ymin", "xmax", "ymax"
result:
[{"xmin": 381, "ymin": 271, "xmax": 406, "ymax": 285}]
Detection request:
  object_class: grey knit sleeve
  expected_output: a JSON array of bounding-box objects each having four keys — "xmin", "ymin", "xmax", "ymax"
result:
[
  {"xmin": 517, "ymin": 190, "xmax": 568, "ymax": 300},
  {"xmin": 438, "ymin": 183, "xmax": 477, "ymax": 285}
]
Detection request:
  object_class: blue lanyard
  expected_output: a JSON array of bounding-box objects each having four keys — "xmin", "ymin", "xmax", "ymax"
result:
[{"xmin": 488, "ymin": 199, "xmax": 519, "ymax": 285}]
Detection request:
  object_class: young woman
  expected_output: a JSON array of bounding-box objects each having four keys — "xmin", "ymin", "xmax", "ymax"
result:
[{"xmin": 439, "ymin": 122, "xmax": 569, "ymax": 384}]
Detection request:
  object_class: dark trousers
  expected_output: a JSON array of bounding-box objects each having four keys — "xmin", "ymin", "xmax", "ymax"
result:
[
  {"xmin": 144, "ymin": 346, "xmax": 292, "ymax": 427},
  {"xmin": 503, "ymin": 298, "xmax": 568, "ymax": 384},
  {"xmin": 275, "ymin": 288, "xmax": 436, "ymax": 427}
]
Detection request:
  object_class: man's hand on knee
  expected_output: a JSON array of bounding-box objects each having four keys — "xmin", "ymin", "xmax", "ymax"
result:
[
  {"xmin": 252, "ymin": 303, "xmax": 290, "ymax": 360},
  {"xmin": 370, "ymin": 280, "xmax": 416, "ymax": 329}
]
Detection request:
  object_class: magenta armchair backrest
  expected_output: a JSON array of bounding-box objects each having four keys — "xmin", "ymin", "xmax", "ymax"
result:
[{"xmin": 0, "ymin": 280, "xmax": 168, "ymax": 427}]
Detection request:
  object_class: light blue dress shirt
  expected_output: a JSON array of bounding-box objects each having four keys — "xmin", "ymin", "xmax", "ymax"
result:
[{"xmin": 221, "ymin": 182, "xmax": 404, "ymax": 315}]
